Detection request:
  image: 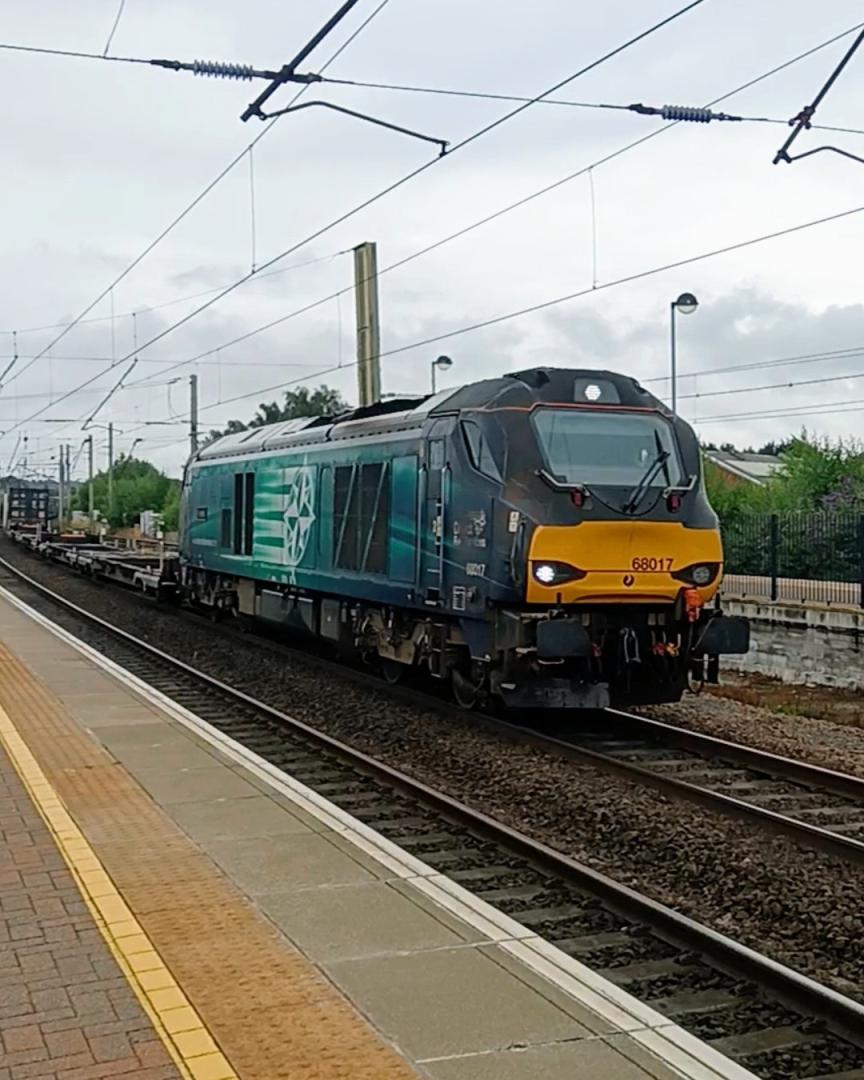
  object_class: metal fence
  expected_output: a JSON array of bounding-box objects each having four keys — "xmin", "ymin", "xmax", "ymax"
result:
[{"xmin": 721, "ymin": 512, "xmax": 864, "ymax": 607}]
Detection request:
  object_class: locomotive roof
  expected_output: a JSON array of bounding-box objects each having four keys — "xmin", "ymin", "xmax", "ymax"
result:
[{"xmin": 192, "ymin": 367, "xmax": 663, "ymax": 462}]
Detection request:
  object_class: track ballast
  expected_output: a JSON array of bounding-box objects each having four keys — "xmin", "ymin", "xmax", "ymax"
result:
[{"xmin": 1, "ymin": 554, "xmax": 864, "ymax": 1080}]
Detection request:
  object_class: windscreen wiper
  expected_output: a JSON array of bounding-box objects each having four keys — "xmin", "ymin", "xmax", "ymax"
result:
[{"xmin": 622, "ymin": 434, "xmax": 671, "ymax": 515}]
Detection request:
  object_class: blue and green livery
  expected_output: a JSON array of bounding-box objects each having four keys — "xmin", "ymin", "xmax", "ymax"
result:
[{"xmin": 180, "ymin": 368, "xmax": 748, "ymax": 709}]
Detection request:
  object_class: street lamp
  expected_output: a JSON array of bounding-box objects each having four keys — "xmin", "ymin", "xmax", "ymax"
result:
[
  {"xmin": 669, "ymin": 292, "xmax": 699, "ymax": 414},
  {"xmin": 431, "ymin": 354, "xmax": 453, "ymax": 394}
]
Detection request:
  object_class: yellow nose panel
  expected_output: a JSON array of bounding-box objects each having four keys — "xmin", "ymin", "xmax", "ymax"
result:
[{"xmin": 526, "ymin": 521, "xmax": 723, "ymax": 605}]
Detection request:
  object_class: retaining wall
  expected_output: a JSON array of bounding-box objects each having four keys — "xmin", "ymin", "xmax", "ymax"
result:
[{"xmin": 721, "ymin": 595, "xmax": 864, "ymax": 690}]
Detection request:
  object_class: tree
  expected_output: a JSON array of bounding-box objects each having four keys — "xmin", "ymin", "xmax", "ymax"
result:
[
  {"xmin": 206, "ymin": 384, "xmax": 348, "ymax": 444},
  {"xmin": 757, "ymin": 439, "xmax": 795, "ymax": 457},
  {"xmin": 706, "ymin": 432, "xmax": 864, "ymax": 522},
  {"xmin": 161, "ymin": 481, "xmax": 181, "ymax": 531},
  {"xmin": 72, "ymin": 456, "xmax": 175, "ymax": 529}
]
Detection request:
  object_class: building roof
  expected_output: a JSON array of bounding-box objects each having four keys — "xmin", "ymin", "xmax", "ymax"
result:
[{"xmin": 703, "ymin": 450, "xmax": 783, "ymax": 485}]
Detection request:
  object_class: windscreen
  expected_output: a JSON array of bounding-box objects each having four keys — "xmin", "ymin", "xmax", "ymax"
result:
[{"xmin": 532, "ymin": 408, "xmax": 684, "ymax": 487}]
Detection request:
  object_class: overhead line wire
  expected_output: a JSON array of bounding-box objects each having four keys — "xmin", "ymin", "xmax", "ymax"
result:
[
  {"xmin": 696, "ymin": 399, "xmax": 864, "ymax": 423},
  {"xmin": 4, "ymin": 0, "xmax": 707, "ymax": 430},
  {"xmin": 172, "ymin": 201, "xmax": 864, "ymax": 423},
  {"xmin": 645, "ymin": 344, "xmax": 864, "ymax": 384},
  {"xmin": 0, "ymin": 0, "xmax": 393, "ymax": 391},
  {"xmin": 13, "ymin": 12, "xmax": 862, "ymax": 397},
  {"xmin": 11, "ymin": 13, "xmax": 863, "ymax": 448},
  {"xmin": 0, "ymin": 353, "xmax": 324, "ymax": 368},
  {"xmin": 0, "ymin": 251, "xmax": 346, "ymax": 336},
  {"xmin": 0, "ymin": 40, "xmax": 148, "ymax": 64},
  {"xmin": 318, "ymin": 75, "xmax": 864, "ymax": 137},
  {"xmin": 126, "ymin": 18, "xmax": 864, "ymax": 392},
  {"xmin": 699, "ymin": 396, "xmax": 864, "ymax": 420},
  {"xmin": 357, "ymin": 206, "xmax": 864, "ymax": 363},
  {"xmin": 679, "ymin": 364, "xmax": 864, "ymax": 401}
]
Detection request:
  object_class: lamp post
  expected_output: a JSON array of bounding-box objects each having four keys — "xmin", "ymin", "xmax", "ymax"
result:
[
  {"xmin": 669, "ymin": 292, "xmax": 698, "ymax": 414},
  {"xmin": 431, "ymin": 354, "xmax": 453, "ymax": 394}
]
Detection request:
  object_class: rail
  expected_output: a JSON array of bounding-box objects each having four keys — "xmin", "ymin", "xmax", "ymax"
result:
[{"xmin": 1, "ymin": 551, "xmax": 864, "ymax": 1060}]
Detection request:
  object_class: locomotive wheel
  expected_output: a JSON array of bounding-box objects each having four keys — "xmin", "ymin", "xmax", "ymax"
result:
[
  {"xmin": 380, "ymin": 658, "xmax": 405, "ymax": 685},
  {"xmin": 451, "ymin": 667, "xmax": 483, "ymax": 709}
]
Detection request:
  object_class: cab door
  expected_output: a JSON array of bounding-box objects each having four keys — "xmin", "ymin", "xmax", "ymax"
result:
[{"xmin": 419, "ymin": 420, "xmax": 453, "ymax": 606}]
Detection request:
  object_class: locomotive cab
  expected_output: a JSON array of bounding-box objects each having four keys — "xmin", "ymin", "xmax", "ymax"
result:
[{"xmin": 434, "ymin": 368, "xmax": 749, "ymax": 709}]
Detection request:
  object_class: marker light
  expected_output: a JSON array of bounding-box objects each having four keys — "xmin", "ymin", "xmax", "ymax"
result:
[
  {"xmin": 691, "ymin": 564, "xmax": 713, "ymax": 585},
  {"xmin": 534, "ymin": 564, "xmax": 557, "ymax": 584}
]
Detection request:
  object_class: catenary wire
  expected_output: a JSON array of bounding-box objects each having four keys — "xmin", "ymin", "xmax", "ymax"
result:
[
  {"xmin": 318, "ymin": 74, "xmax": 864, "ymax": 138},
  {"xmin": 0, "ymin": 354, "xmax": 325, "ymax": 368},
  {"xmin": 2, "ymin": 0, "xmax": 709, "ymax": 451},
  {"xmin": 696, "ymin": 399, "xmax": 864, "ymax": 423},
  {"xmin": 679, "ymin": 367, "xmax": 864, "ymax": 401},
  {"xmin": 9, "ymin": 0, "xmax": 709, "ymax": 430},
  {"xmin": 368, "ymin": 206, "xmax": 864, "ymax": 364},
  {"xmin": 148, "ymin": 202, "xmax": 864, "ymax": 430},
  {"xmin": 9, "ymin": 12, "xmax": 861, "ymax": 450},
  {"xmin": 125, "ymin": 18, "xmax": 864, "ymax": 393},
  {"xmin": 8, "ymin": 11, "xmax": 862, "ymax": 363},
  {"xmin": 124, "ymin": 200, "xmax": 859, "ymax": 449},
  {"xmin": 12, "ymin": 9, "xmax": 861, "ymax": 407},
  {"xmin": 699, "ymin": 396, "xmax": 864, "ymax": 421},
  {"xmin": 0, "ymin": 0, "xmax": 393, "ymax": 390},
  {"xmin": 0, "ymin": 251, "xmax": 347, "ymax": 336},
  {"xmin": 644, "ymin": 344, "xmax": 864, "ymax": 384},
  {"xmin": 0, "ymin": 40, "xmax": 147, "ymax": 64}
]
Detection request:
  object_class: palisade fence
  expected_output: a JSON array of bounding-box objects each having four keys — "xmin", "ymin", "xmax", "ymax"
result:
[{"xmin": 721, "ymin": 512, "xmax": 864, "ymax": 608}]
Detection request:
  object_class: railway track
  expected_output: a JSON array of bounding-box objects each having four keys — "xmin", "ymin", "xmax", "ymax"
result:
[
  {"xmin": 2, "ymin": 556, "xmax": 864, "ymax": 1079},
  {"xmin": 473, "ymin": 711, "xmax": 864, "ymax": 868},
  {"xmin": 182, "ymin": 595, "xmax": 864, "ymax": 869},
  {"xmin": 9, "ymin": 542, "xmax": 864, "ymax": 865}
]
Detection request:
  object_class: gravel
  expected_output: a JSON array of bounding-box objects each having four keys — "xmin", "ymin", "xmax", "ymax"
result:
[
  {"xmin": 641, "ymin": 693, "xmax": 864, "ymax": 779},
  {"xmin": 3, "ymin": 539, "xmax": 864, "ymax": 1003}
]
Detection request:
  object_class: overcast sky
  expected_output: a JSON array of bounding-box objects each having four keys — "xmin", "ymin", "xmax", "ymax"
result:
[{"xmin": 3, "ymin": 0, "xmax": 864, "ymax": 480}]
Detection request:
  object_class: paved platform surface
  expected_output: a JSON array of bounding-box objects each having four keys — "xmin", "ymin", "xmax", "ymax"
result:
[
  {"xmin": 0, "ymin": 742, "xmax": 180, "ymax": 1080},
  {"xmin": 0, "ymin": 587, "xmax": 758, "ymax": 1080}
]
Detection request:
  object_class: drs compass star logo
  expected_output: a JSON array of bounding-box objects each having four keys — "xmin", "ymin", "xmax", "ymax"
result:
[{"xmin": 282, "ymin": 465, "xmax": 316, "ymax": 575}]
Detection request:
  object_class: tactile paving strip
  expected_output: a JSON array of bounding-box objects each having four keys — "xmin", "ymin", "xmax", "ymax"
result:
[{"xmin": 0, "ymin": 642, "xmax": 420, "ymax": 1080}]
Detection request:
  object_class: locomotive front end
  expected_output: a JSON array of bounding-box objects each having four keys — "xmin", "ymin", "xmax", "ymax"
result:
[{"xmin": 470, "ymin": 370, "xmax": 749, "ymax": 709}]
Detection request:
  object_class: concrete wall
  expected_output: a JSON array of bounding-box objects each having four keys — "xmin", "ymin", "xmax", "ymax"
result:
[{"xmin": 721, "ymin": 595, "xmax": 864, "ymax": 689}]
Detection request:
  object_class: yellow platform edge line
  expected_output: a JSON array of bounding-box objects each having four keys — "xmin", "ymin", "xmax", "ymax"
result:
[{"xmin": 0, "ymin": 705, "xmax": 238, "ymax": 1080}]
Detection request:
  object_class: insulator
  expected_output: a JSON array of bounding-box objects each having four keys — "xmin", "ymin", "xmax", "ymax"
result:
[
  {"xmin": 661, "ymin": 104, "xmax": 714, "ymax": 123},
  {"xmin": 191, "ymin": 59, "xmax": 255, "ymax": 81}
]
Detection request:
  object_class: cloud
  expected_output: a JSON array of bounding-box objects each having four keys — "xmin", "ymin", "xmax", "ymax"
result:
[{"xmin": 4, "ymin": 0, "xmax": 864, "ymax": 478}]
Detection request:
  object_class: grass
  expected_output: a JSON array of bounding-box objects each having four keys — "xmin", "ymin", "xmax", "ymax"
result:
[{"xmin": 708, "ymin": 675, "xmax": 864, "ymax": 728}]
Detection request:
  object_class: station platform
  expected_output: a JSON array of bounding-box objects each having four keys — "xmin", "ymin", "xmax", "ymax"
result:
[{"xmin": 0, "ymin": 586, "xmax": 758, "ymax": 1080}]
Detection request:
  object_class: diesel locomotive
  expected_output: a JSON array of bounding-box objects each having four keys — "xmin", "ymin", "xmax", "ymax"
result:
[{"xmin": 179, "ymin": 367, "xmax": 749, "ymax": 709}]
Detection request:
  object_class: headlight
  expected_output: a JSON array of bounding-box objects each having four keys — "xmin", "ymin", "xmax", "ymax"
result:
[
  {"xmin": 672, "ymin": 563, "xmax": 719, "ymax": 586},
  {"xmin": 531, "ymin": 561, "xmax": 586, "ymax": 586}
]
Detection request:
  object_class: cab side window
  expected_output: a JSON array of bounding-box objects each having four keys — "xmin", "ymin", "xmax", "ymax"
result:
[{"xmin": 462, "ymin": 420, "xmax": 502, "ymax": 482}]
